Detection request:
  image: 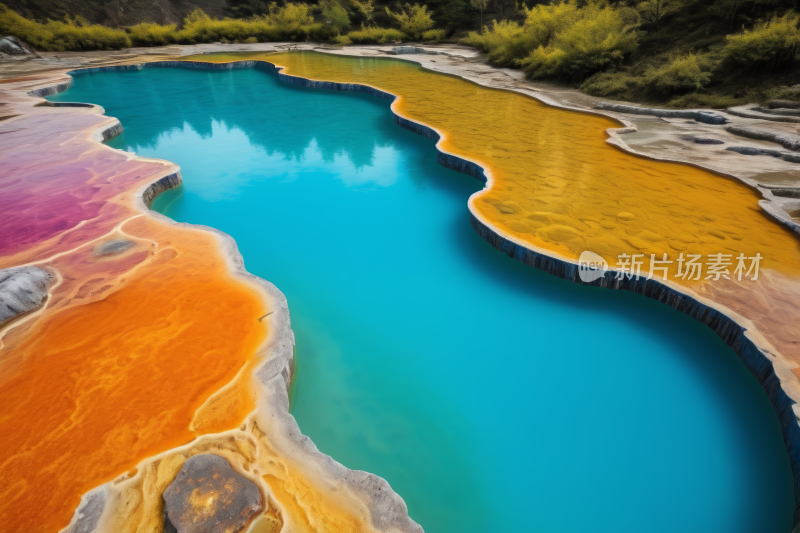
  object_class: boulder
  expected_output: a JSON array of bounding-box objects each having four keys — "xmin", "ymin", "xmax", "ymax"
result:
[
  {"xmin": 0, "ymin": 36, "xmax": 36, "ymax": 57},
  {"xmin": 0, "ymin": 266, "xmax": 52, "ymax": 327},
  {"xmin": 163, "ymin": 455, "xmax": 262, "ymax": 533}
]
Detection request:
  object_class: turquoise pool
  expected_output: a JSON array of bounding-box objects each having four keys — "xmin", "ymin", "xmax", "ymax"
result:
[{"xmin": 49, "ymin": 63, "xmax": 793, "ymax": 532}]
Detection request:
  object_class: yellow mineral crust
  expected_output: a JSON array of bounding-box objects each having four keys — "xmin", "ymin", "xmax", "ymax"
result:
[{"xmin": 191, "ymin": 51, "xmax": 800, "ymax": 364}]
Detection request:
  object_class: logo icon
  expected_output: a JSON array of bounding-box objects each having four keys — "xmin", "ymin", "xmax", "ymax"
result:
[{"xmin": 578, "ymin": 251, "xmax": 608, "ymax": 283}]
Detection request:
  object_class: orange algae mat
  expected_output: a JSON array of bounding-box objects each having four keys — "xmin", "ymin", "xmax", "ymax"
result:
[
  {"xmin": 194, "ymin": 51, "xmax": 800, "ymax": 359},
  {"xmin": 0, "ymin": 106, "xmax": 268, "ymax": 530}
]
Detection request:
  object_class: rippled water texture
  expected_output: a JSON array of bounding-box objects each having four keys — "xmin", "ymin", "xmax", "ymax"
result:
[{"xmin": 49, "ymin": 62, "xmax": 793, "ymax": 532}]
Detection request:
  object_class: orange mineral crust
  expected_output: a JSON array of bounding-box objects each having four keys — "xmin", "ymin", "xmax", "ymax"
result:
[
  {"xmin": 0, "ymin": 215, "xmax": 266, "ymax": 533},
  {"xmin": 0, "ymin": 76, "xmax": 267, "ymax": 533},
  {"xmin": 193, "ymin": 51, "xmax": 800, "ymax": 360}
]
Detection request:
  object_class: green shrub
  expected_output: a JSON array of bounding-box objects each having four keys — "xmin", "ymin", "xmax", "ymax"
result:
[
  {"xmin": 320, "ymin": 0, "xmax": 350, "ymax": 33},
  {"xmin": 330, "ymin": 33, "xmax": 352, "ymax": 44},
  {"xmin": 462, "ymin": 2, "xmax": 581, "ymax": 66},
  {"xmin": 463, "ymin": 1, "xmax": 637, "ymax": 77},
  {"xmin": 462, "ymin": 20, "xmax": 534, "ymax": 66},
  {"xmin": 521, "ymin": 5, "xmax": 639, "ymax": 80},
  {"xmin": 0, "ymin": 4, "xmax": 131, "ymax": 50},
  {"xmin": 723, "ymin": 14, "xmax": 800, "ymax": 69},
  {"xmin": 346, "ymin": 25, "xmax": 405, "ymax": 43},
  {"xmin": 580, "ymin": 71, "xmax": 643, "ymax": 97},
  {"xmin": 385, "ymin": 3, "xmax": 434, "ymax": 39},
  {"xmin": 352, "ymin": 0, "xmax": 375, "ymax": 23},
  {"xmin": 168, "ymin": 6, "xmax": 334, "ymax": 43},
  {"xmin": 422, "ymin": 28, "xmax": 447, "ymax": 42},
  {"xmin": 666, "ymin": 92, "xmax": 743, "ymax": 108},
  {"xmin": 644, "ymin": 53, "xmax": 712, "ymax": 94},
  {"xmin": 128, "ymin": 22, "xmax": 177, "ymax": 46}
]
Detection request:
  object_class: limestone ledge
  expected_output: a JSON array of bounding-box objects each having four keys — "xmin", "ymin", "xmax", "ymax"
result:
[{"xmin": 36, "ymin": 58, "xmax": 800, "ymax": 530}]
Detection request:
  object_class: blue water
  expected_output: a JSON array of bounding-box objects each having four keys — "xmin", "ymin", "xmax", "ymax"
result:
[{"xmin": 49, "ymin": 63, "xmax": 793, "ymax": 533}]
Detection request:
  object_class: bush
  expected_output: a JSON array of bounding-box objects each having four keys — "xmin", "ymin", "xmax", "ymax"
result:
[
  {"xmin": 723, "ymin": 14, "xmax": 800, "ymax": 69},
  {"xmin": 644, "ymin": 54, "xmax": 712, "ymax": 94},
  {"xmin": 320, "ymin": 0, "xmax": 350, "ymax": 34},
  {"xmin": 168, "ymin": 6, "xmax": 332, "ymax": 43},
  {"xmin": 580, "ymin": 71, "xmax": 643, "ymax": 97},
  {"xmin": 346, "ymin": 25, "xmax": 405, "ymax": 43},
  {"xmin": 422, "ymin": 28, "xmax": 447, "ymax": 42},
  {"xmin": 128, "ymin": 22, "xmax": 177, "ymax": 46},
  {"xmin": 462, "ymin": 20, "xmax": 534, "ymax": 66},
  {"xmin": 0, "ymin": 4, "xmax": 131, "ymax": 50},
  {"xmin": 521, "ymin": 5, "xmax": 639, "ymax": 80},
  {"xmin": 463, "ymin": 1, "xmax": 637, "ymax": 78},
  {"xmin": 385, "ymin": 3, "xmax": 434, "ymax": 39},
  {"xmin": 462, "ymin": 2, "xmax": 582, "ymax": 66}
]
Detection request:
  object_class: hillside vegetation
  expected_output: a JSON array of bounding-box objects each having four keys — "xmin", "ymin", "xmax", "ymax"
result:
[
  {"xmin": 2, "ymin": 0, "xmax": 800, "ymax": 106},
  {"xmin": 464, "ymin": 0, "xmax": 800, "ymax": 106}
]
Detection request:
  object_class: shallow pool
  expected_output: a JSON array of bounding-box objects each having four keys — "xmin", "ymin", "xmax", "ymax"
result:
[{"xmin": 49, "ymin": 62, "xmax": 793, "ymax": 533}]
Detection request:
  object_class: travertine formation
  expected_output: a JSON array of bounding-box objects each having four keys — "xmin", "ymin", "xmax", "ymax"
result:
[{"xmin": 1, "ymin": 43, "xmax": 800, "ymax": 533}]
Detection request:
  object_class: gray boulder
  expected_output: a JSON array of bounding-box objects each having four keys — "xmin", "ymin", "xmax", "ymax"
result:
[
  {"xmin": 163, "ymin": 454, "xmax": 262, "ymax": 533},
  {"xmin": 0, "ymin": 266, "xmax": 52, "ymax": 328},
  {"xmin": 0, "ymin": 36, "xmax": 36, "ymax": 57}
]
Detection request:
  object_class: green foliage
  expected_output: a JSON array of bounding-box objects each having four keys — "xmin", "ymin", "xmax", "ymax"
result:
[
  {"xmin": 521, "ymin": 5, "xmax": 640, "ymax": 80},
  {"xmin": 462, "ymin": 20, "xmax": 531, "ymax": 65},
  {"xmin": 636, "ymin": 0, "xmax": 673, "ymax": 41},
  {"xmin": 723, "ymin": 14, "xmax": 800, "ymax": 69},
  {"xmin": 386, "ymin": 3, "xmax": 435, "ymax": 39},
  {"xmin": 166, "ymin": 5, "xmax": 333, "ymax": 43},
  {"xmin": 462, "ymin": 2, "xmax": 581, "ymax": 66},
  {"xmin": 580, "ymin": 70, "xmax": 643, "ymax": 97},
  {"xmin": 422, "ymin": 28, "xmax": 447, "ymax": 41},
  {"xmin": 0, "ymin": 3, "xmax": 131, "ymax": 50},
  {"xmin": 345, "ymin": 25, "xmax": 405, "ymax": 42},
  {"xmin": 644, "ymin": 53, "xmax": 712, "ymax": 93},
  {"xmin": 462, "ymin": 0, "xmax": 636, "ymax": 77},
  {"xmin": 320, "ymin": 0, "xmax": 350, "ymax": 33},
  {"xmin": 351, "ymin": 0, "xmax": 375, "ymax": 23},
  {"xmin": 128, "ymin": 22, "xmax": 177, "ymax": 46},
  {"xmin": 330, "ymin": 33, "xmax": 352, "ymax": 44}
]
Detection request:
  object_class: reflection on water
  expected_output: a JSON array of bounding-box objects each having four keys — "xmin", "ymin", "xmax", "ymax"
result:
[{"xmin": 49, "ymin": 65, "xmax": 794, "ymax": 533}]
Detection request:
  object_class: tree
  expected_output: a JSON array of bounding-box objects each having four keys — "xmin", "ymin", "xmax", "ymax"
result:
[
  {"xmin": 352, "ymin": 0, "xmax": 376, "ymax": 23},
  {"xmin": 471, "ymin": 0, "xmax": 489, "ymax": 29},
  {"xmin": 637, "ymin": 0, "xmax": 671, "ymax": 42},
  {"xmin": 320, "ymin": 0, "xmax": 350, "ymax": 33}
]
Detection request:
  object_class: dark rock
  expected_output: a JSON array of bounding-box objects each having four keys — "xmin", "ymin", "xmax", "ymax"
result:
[
  {"xmin": 0, "ymin": 266, "xmax": 52, "ymax": 327},
  {"xmin": 94, "ymin": 239, "xmax": 134, "ymax": 257},
  {"xmin": 594, "ymin": 102, "xmax": 727, "ymax": 124},
  {"xmin": 0, "ymin": 36, "xmax": 35, "ymax": 56},
  {"xmin": 388, "ymin": 46, "xmax": 435, "ymax": 55},
  {"xmin": 754, "ymin": 106, "xmax": 800, "ymax": 117},
  {"xmin": 696, "ymin": 111, "xmax": 727, "ymax": 125},
  {"xmin": 726, "ymin": 125, "xmax": 800, "ymax": 151},
  {"xmin": 163, "ymin": 455, "xmax": 262, "ymax": 533},
  {"xmin": 726, "ymin": 146, "xmax": 784, "ymax": 157},
  {"xmin": 769, "ymin": 99, "xmax": 800, "ymax": 109},
  {"xmin": 687, "ymin": 136, "xmax": 724, "ymax": 144}
]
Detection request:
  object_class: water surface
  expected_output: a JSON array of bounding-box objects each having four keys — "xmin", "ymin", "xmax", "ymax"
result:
[{"xmin": 49, "ymin": 64, "xmax": 794, "ymax": 533}]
